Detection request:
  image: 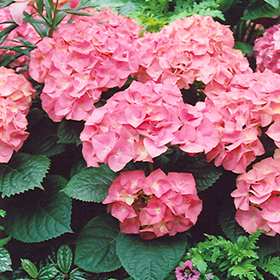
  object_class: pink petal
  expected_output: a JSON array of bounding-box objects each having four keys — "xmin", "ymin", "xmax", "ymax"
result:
[
  {"xmin": 10, "ymin": 2, "xmax": 28, "ymax": 25},
  {"xmin": 69, "ymin": 0, "xmax": 80, "ymax": 9}
]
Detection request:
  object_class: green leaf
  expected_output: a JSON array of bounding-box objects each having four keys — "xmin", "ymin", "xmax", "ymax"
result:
[
  {"xmin": 116, "ymin": 232, "xmax": 187, "ymax": 280},
  {"xmin": 0, "ymin": 209, "xmax": 6, "ymax": 218},
  {"xmin": 219, "ymin": 202, "xmax": 245, "ymax": 243},
  {"xmin": 44, "ymin": 0, "xmax": 54, "ymax": 21},
  {"xmin": 264, "ymin": 0, "xmax": 279, "ymax": 8},
  {"xmin": 74, "ymin": 214, "xmax": 121, "ymax": 273},
  {"xmin": 21, "ymin": 259, "xmax": 38, "ymax": 278},
  {"xmin": 242, "ymin": 1, "xmax": 279, "ymax": 20},
  {"xmin": 38, "ymin": 264, "xmax": 60, "ymax": 280},
  {"xmin": 4, "ymin": 175, "xmax": 73, "ymax": 243},
  {"xmin": 0, "ymin": 23, "xmax": 18, "ymax": 45},
  {"xmin": 69, "ymin": 268, "xmax": 91, "ymax": 280},
  {"xmin": 185, "ymin": 154, "xmax": 222, "ymax": 192},
  {"xmin": 196, "ymin": 258, "xmax": 207, "ymax": 274},
  {"xmin": 22, "ymin": 109, "xmax": 67, "ymax": 157},
  {"xmin": 0, "ymin": 0, "xmax": 13, "ymax": 8},
  {"xmin": 0, "ymin": 247, "xmax": 12, "ymax": 272},
  {"xmin": 234, "ymin": 42, "xmax": 254, "ymax": 56},
  {"xmin": 59, "ymin": 9, "xmax": 94, "ymax": 16},
  {"xmin": 0, "ymin": 235, "xmax": 12, "ymax": 246},
  {"xmin": 57, "ymin": 245, "xmax": 73, "ymax": 274},
  {"xmin": 0, "ymin": 153, "xmax": 50, "ymax": 197},
  {"xmin": 57, "ymin": 119, "xmax": 84, "ymax": 146},
  {"xmin": 36, "ymin": 0, "xmax": 44, "ymax": 14},
  {"xmin": 63, "ymin": 164, "xmax": 117, "ymax": 202}
]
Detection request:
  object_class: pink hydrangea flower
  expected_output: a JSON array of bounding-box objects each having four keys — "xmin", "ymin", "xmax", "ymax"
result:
[
  {"xmin": 135, "ymin": 15, "xmax": 249, "ymax": 89},
  {"xmin": 254, "ymin": 24, "xmax": 280, "ymax": 74},
  {"xmin": 0, "ymin": 67, "xmax": 35, "ymax": 162},
  {"xmin": 103, "ymin": 169, "xmax": 202, "ymax": 239},
  {"xmin": 231, "ymin": 150, "xmax": 280, "ymax": 236},
  {"xmin": 204, "ymin": 69, "xmax": 280, "ymax": 173},
  {"xmin": 29, "ymin": 10, "xmax": 142, "ymax": 122}
]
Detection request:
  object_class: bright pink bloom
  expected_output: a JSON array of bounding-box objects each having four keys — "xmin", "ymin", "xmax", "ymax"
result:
[
  {"xmin": 235, "ymin": 207, "xmax": 270, "ymax": 234},
  {"xmin": 103, "ymin": 169, "xmax": 202, "ymax": 239},
  {"xmin": 69, "ymin": 0, "xmax": 80, "ymax": 9},
  {"xmin": 255, "ymin": 24, "xmax": 280, "ymax": 74},
  {"xmin": 0, "ymin": 67, "xmax": 35, "ymax": 162},
  {"xmin": 232, "ymin": 152, "xmax": 280, "ymax": 236},
  {"xmin": 29, "ymin": 10, "xmax": 142, "ymax": 122}
]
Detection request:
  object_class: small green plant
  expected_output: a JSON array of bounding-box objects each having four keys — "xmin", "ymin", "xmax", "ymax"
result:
[
  {"xmin": 21, "ymin": 245, "xmax": 90, "ymax": 280},
  {"xmin": 0, "ymin": 210, "xmax": 12, "ymax": 274},
  {"xmin": 179, "ymin": 230, "xmax": 280, "ymax": 280}
]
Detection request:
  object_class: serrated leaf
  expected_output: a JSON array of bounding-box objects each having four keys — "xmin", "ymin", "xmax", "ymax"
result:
[
  {"xmin": 57, "ymin": 245, "xmax": 73, "ymax": 274},
  {"xmin": 0, "ymin": 247, "xmax": 12, "ymax": 272},
  {"xmin": 4, "ymin": 175, "xmax": 73, "ymax": 243},
  {"xmin": 264, "ymin": 0, "xmax": 279, "ymax": 8},
  {"xmin": 219, "ymin": 203, "xmax": 245, "ymax": 243},
  {"xmin": 0, "ymin": 153, "xmax": 50, "ymax": 197},
  {"xmin": 74, "ymin": 214, "xmax": 121, "ymax": 273},
  {"xmin": 57, "ymin": 119, "xmax": 84, "ymax": 146},
  {"xmin": 63, "ymin": 164, "xmax": 117, "ymax": 202},
  {"xmin": 22, "ymin": 110, "xmax": 67, "ymax": 157},
  {"xmin": 242, "ymin": 1, "xmax": 279, "ymax": 20},
  {"xmin": 21, "ymin": 259, "xmax": 38, "ymax": 278},
  {"xmin": 38, "ymin": 264, "xmax": 60, "ymax": 280},
  {"xmin": 116, "ymin": 232, "xmax": 187, "ymax": 280},
  {"xmin": 185, "ymin": 154, "xmax": 222, "ymax": 192}
]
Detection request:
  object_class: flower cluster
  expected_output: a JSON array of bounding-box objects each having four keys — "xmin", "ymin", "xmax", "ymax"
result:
[
  {"xmin": 204, "ymin": 69, "xmax": 280, "ymax": 173},
  {"xmin": 231, "ymin": 149, "xmax": 280, "ymax": 236},
  {"xmin": 80, "ymin": 80, "xmax": 183, "ymax": 171},
  {"xmin": 29, "ymin": 10, "xmax": 141, "ymax": 121},
  {"xmin": 254, "ymin": 24, "xmax": 280, "ymax": 74},
  {"xmin": 103, "ymin": 169, "xmax": 202, "ymax": 239},
  {"xmin": 0, "ymin": 67, "xmax": 35, "ymax": 162},
  {"xmin": 136, "ymin": 15, "xmax": 249, "ymax": 89},
  {"xmin": 81, "ymin": 80, "xmax": 219, "ymax": 172}
]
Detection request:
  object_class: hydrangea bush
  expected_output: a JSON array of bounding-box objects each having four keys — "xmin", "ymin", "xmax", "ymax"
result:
[{"xmin": 0, "ymin": 1, "xmax": 279, "ymax": 280}]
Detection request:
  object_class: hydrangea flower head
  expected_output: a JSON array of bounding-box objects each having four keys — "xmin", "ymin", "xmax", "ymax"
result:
[
  {"xmin": 29, "ymin": 10, "xmax": 142, "ymax": 122},
  {"xmin": 175, "ymin": 261, "xmax": 200, "ymax": 280},
  {"xmin": 231, "ymin": 149, "xmax": 280, "ymax": 236},
  {"xmin": 103, "ymin": 169, "xmax": 202, "ymax": 239},
  {"xmin": 0, "ymin": 67, "xmax": 35, "ymax": 162},
  {"xmin": 136, "ymin": 15, "xmax": 249, "ymax": 89},
  {"xmin": 254, "ymin": 24, "xmax": 280, "ymax": 74}
]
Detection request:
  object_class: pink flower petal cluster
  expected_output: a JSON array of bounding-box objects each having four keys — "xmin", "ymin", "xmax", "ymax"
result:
[
  {"xmin": 254, "ymin": 24, "xmax": 280, "ymax": 74},
  {"xmin": 0, "ymin": 66, "xmax": 35, "ymax": 162},
  {"xmin": 29, "ymin": 10, "xmax": 142, "ymax": 122},
  {"xmin": 103, "ymin": 169, "xmax": 202, "ymax": 239},
  {"xmin": 135, "ymin": 15, "xmax": 249, "ymax": 89},
  {"xmin": 80, "ymin": 80, "xmax": 183, "ymax": 171},
  {"xmin": 81, "ymin": 80, "xmax": 219, "ymax": 172},
  {"xmin": 204, "ymin": 69, "xmax": 280, "ymax": 173},
  {"xmin": 231, "ymin": 149, "xmax": 280, "ymax": 236}
]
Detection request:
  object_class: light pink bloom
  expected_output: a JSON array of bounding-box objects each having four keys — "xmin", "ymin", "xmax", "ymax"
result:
[{"xmin": 10, "ymin": 0, "xmax": 34, "ymax": 25}]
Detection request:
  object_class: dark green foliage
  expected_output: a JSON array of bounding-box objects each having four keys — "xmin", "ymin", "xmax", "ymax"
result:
[
  {"xmin": 185, "ymin": 231, "xmax": 280, "ymax": 280},
  {"xmin": 116, "ymin": 232, "xmax": 188, "ymax": 280}
]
